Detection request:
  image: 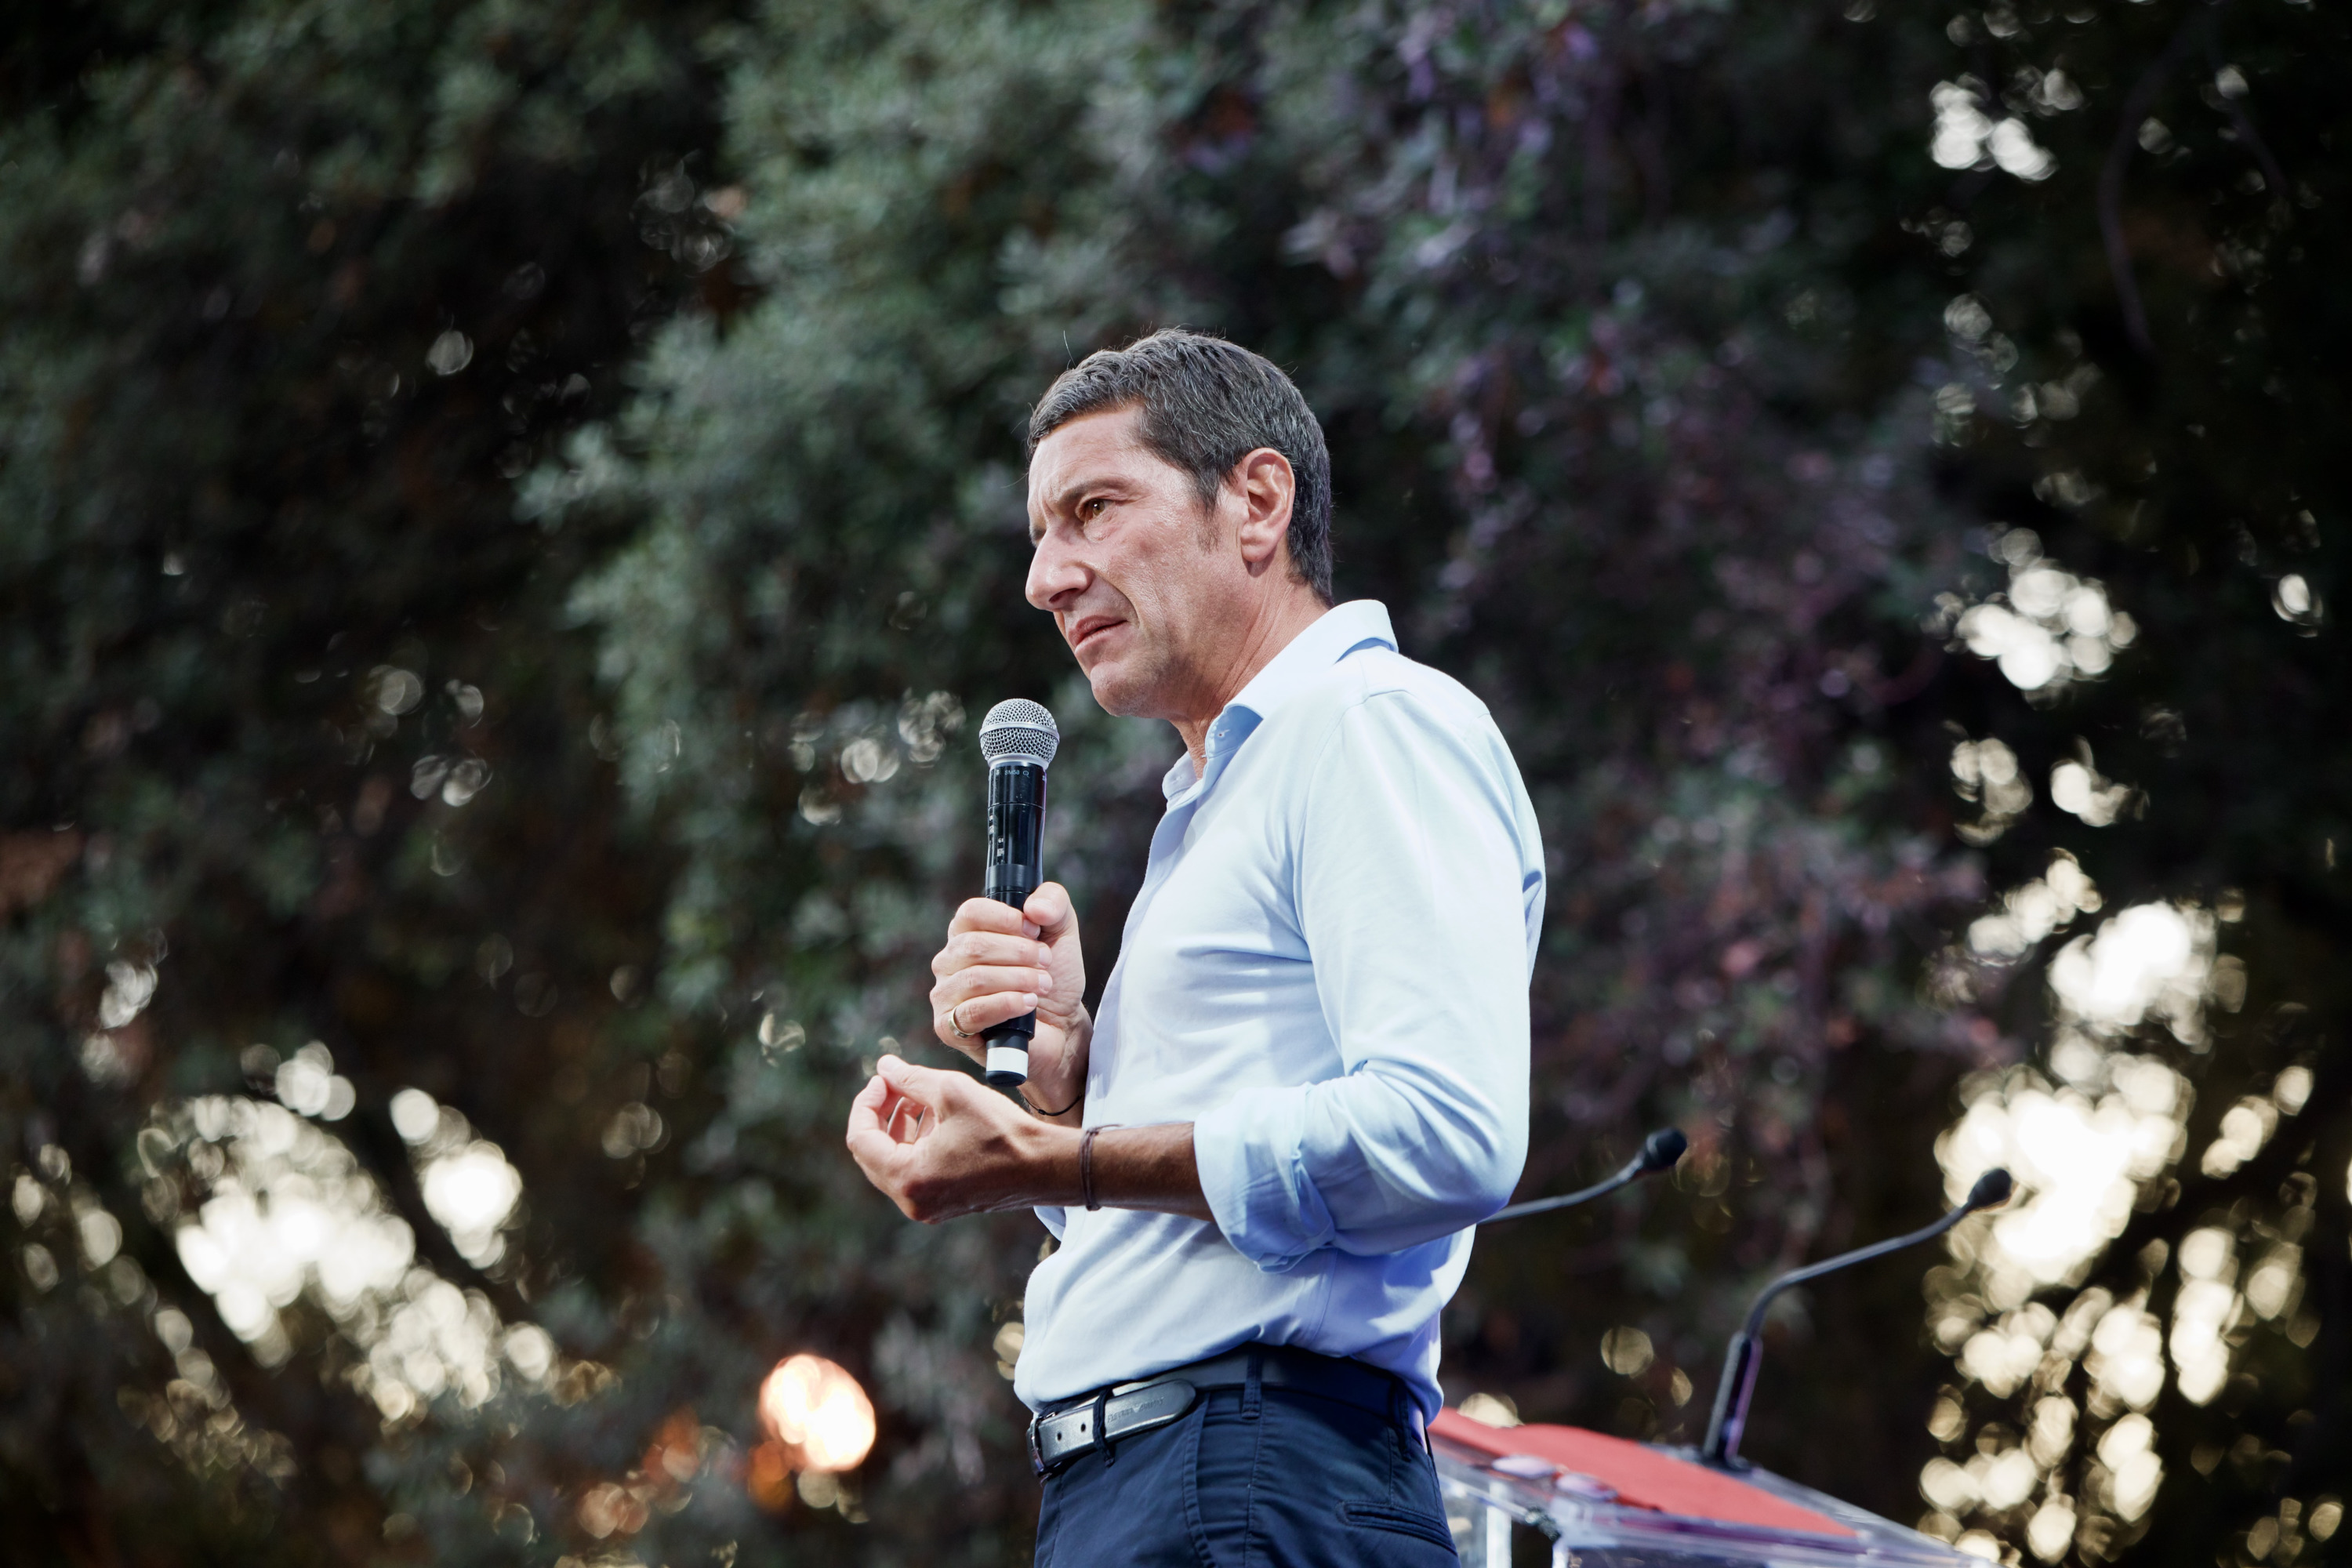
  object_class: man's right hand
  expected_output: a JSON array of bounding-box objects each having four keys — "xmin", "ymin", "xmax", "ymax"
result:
[{"xmin": 928, "ymin": 881, "xmax": 1090, "ymax": 1120}]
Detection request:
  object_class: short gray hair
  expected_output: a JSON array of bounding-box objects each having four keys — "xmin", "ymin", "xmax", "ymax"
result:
[{"xmin": 1027, "ymin": 328, "xmax": 1334, "ymax": 602}]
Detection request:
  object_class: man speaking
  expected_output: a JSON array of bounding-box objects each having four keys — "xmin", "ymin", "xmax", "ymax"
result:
[{"xmin": 846, "ymin": 329, "xmax": 1544, "ymax": 1563}]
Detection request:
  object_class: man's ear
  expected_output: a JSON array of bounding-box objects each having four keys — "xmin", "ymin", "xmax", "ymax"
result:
[{"xmin": 1231, "ymin": 448, "xmax": 1296, "ymax": 573}]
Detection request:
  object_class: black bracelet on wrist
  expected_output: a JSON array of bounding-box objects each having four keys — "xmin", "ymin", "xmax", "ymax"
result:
[{"xmin": 1023, "ymin": 1085, "xmax": 1083, "ymax": 1118}]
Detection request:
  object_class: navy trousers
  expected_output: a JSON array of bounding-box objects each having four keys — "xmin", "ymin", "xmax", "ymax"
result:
[{"xmin": 1033, "ymin": 1377, "xmax": 1460, "ymax": 1566}]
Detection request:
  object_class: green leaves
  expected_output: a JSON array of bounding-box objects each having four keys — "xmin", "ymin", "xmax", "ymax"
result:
[{"xmin": 5, "ymin": 0, "xmax": 2345, "ymax": 1562}]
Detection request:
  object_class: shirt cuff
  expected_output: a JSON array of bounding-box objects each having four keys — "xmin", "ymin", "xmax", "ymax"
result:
[{"xmin": 1193, "ymin": 1088, "xmax": 1335, "ymax": 1272}]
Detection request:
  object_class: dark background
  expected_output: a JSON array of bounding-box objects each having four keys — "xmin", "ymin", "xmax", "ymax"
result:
[{"xmin": 2, "ymin": 1, "xmax": 2343, "ymax": 1564}]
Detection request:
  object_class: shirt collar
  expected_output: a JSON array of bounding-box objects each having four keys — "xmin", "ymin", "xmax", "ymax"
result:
[
  {"xmin": 1226, "ymin": 599, "xmax": 1397, "ymax": 726},
  {"xmin": 1160, "ymin": 600, "xmax": 1398, "ymax": 800}
]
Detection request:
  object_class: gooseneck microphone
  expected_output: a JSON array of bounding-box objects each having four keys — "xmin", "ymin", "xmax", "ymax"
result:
[
  {"xmin": 1700, "ymin": 1166, "xmax": 2014, "ymax": 1468},
  {"xmin": 1485, "ymin": 1128, "xmax": 1688, "ymax": 1223},
  {"xmin": 977, "ymin": 699, "xmax": 1060, "ymax": 1090}
]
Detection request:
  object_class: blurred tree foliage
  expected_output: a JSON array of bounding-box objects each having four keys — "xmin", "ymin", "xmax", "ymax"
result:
[
  {"xmin": 1, "ymin": 2, "xmax": 2343, "ymax": 1567},
  {"xmin": 0, "ymin": 1, "xmax": 751, "ymax": 1560}
]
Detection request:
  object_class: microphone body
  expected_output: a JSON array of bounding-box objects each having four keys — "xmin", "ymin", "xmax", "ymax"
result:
[
  {"xmin": 975, "ymin": 699, "xmax": 1060, "ymax": 1091},
  {"xmin": 982, "ymin": 757, "xmax": 1047, "ymax": 1087}
]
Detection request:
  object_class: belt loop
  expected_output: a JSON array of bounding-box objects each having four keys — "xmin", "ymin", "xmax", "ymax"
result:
[
  {"xmin": 1388, "ymin": 1377, "xmax": 1427, "ymax": 1461},
  {"xmin": 1242, "ymin": 1348, "xmax": 1263, "ymax": 1422},
  {"xmin": 1089, "ymin": 1388, "xmax": 1114, "ymax": 1466}
]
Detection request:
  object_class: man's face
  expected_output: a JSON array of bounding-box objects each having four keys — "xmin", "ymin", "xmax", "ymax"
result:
[{"xmin": 1025, "ymin": 405, "xmax": 1244, "ymax": 720}]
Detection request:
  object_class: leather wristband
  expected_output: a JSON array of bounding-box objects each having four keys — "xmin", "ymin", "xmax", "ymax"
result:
[{"xmin": 1079, "ymin": 1125, "xmax": 1114, "ymax": 1211}]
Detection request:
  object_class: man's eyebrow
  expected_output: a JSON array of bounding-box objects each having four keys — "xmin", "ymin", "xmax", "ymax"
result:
[
  {"xmin": 1028, "ymin": 473, "xmax": 1124, "ymax": 540},
  {"xmin": 1045, "ymin": 472, "xmax": 1121, "ymax": 513}
]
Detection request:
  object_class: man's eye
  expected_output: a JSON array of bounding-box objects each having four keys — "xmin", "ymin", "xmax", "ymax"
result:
[{"xmin": 1081, "ymin": 498, "xmax": 1108, "ymax": 519}]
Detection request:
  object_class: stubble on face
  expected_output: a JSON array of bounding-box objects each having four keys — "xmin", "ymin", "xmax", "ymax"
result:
[{"xmin": 1025, "ymin": 408, "xmax": 1230, "ymax": 723}]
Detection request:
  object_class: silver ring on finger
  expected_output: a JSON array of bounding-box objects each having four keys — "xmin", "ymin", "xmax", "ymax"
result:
[{"xmin": 948, "ymin": 1001, "xmax": 975, "ymax": 1040}]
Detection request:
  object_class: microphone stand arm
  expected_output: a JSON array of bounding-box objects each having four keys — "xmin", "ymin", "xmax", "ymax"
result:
[
  {"xmin": 1486, "ymin": 1167, "xmax": 1641, "ymax": 1222},
  {"xmin": 1486, "ymin": 1129, "xmax": 1688, "ymax": 1224},
  {"xmin": 1700, "ymin": 1169, "xmax": 2011, "ymax": 1468}
]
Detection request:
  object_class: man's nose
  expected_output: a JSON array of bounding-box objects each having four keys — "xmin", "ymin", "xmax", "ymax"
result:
[{"xmin": 1025, "ymin": 534, "xmax": 1088, "ymax": 611}]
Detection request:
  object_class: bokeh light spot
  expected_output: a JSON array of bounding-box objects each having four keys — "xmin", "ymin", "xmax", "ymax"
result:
[{"xmin": 757, "ymin": 1354, "xmax": 875, "ymax": 1473}]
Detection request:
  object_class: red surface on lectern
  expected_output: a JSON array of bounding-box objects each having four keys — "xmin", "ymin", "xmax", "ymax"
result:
[{"xmin": 1428, "ymin": 1410, "xmax": 1857, "ymax": 1539}]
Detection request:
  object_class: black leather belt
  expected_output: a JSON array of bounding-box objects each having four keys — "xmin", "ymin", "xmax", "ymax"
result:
[{"xmin": 1026, "ymin": 1343, "xmax": 1413, "ymax": 1477}]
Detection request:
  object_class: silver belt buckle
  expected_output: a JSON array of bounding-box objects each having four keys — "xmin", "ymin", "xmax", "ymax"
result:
[{"xmin": 1026, "ymin": 1410, "xmax": 1048, "ymax": 1476}]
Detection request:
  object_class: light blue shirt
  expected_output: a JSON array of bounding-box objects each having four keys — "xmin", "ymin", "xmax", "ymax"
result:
[{"xmin": 1015, "ymin": 600, "xmax": 1545, "ymax": 1421}]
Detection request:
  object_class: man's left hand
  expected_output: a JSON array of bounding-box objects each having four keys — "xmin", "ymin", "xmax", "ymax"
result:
[{"xmin": 845, "ymin": 1054, "xmax": 1075, "ymax": 1222}]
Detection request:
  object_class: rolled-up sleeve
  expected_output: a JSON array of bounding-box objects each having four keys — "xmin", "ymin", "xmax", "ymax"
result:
[{"xmin": 1192, "ymin": 691, "xmax": 1538, "ymax": 1271}]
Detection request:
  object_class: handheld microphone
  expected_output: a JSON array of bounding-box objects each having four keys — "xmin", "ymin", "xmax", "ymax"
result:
[
  {"xmin": 1700, "ymin": 1167, "xmax": 2014, "ymax": 1468},
  {"xmin": 1484, "ymin": 1128, "xmax": 1688, "ymax": 1223},
  {"xmin": 976, "ymin": 699, "xmax": 1060, "ymax": 1090}
]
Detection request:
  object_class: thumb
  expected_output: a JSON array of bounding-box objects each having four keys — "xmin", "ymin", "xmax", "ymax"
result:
[
  {"xmin": 1024, "ymin": 881, "xmax": 1076, "ymax": 942},
  {"xmin": 844, "ymin": 1073, "xmax": 900, "ymax": 1153}
]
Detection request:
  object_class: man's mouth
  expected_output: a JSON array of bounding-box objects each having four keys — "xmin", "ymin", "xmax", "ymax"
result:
[{"xmin": 1068, "ymin": 615, "xmax": 1123, "ymax": 654}]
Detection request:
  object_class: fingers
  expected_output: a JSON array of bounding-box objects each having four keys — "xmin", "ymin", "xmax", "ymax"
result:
[
  {"xmin": 934, "ymin": 986, "xmax": 1040, "ymax": 1040},
  {"xmin": 879, "ymin": 1053, "xmax": 1000, "ymax": 1127},
  {"xmin": 851, "ymin": 1069, "xmax": 920, "ymax": 1143},
  {"xmin": 884, "ymin": 1091, "xmax": 927, "ymax": 1144},
  {"xmin": 851, "ymin": 1057, "xmax": 1045, "ymax": 1225},
  {"xmin": 933, "ymin": 889, "xmax": 1078, "ymax": 1057},
  {"xmin": 948, "ymin": 895, "xmax": 1043, "ymax": 942},
  {"xmin": 930, "ymin": 928, "xmax": 1055, "ymax": 980},
  {"xmin": 844, "ymin": 1074, "xmax": 910, "ymax": 1167},
  {"xmin": 937, "ymin": 963, "xmax": 1051, "ymax": 1004},
  {"xmin": 1022, "ymin": 881, "xmax": 1076, "ymax": 940},
  {"xmin": 930, "ymin": 927, "xmax": 1051, "ymax": 1052},
  {"xmin": 846, "ymin": 1070, "xmax": 947, "ymax": 1222},
  {"xmin": 930, "ymin": 960, "xmax": 1044, "ymax": 1054},
  {"xmin": 847, "ymin": 1072, "xmax": 889, "ymax": 1133},
  {"xmin": 876, "ymin": 1052, "xmax": 961, "ymax": 1106}
]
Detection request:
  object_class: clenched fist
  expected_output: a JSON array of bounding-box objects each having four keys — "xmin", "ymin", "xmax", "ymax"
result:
[{"xmin": 927, "ymin": 881, "xmax": 1090, "ymax": 1120}]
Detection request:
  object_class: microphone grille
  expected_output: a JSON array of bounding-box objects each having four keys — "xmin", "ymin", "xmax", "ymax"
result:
[{"xmin": 978, "ymin": 699, "xmax": 1060, "ymax": 768}]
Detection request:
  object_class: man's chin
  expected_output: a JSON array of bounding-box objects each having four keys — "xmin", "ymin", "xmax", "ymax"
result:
[{"xmin": 1081, "ymin": 661, "xmax": 1152, "ymax": 719}]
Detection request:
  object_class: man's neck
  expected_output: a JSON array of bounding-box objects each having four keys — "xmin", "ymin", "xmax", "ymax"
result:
[{"xmin": 1171, "ymin": 590, "xmax": 1331, "ymax": 774}]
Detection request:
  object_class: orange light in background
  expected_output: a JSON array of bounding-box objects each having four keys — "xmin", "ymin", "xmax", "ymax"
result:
[
  {"xmin": 758, "ymin": 1353, "xmax": 876, "ymax": 1473},
  {"xmin": 576, "ymin": 1480, "xmax": 650, "ymax": 1540},
  {"xmin": 746, "ymin": 1440, "xmax": 796, "ymax": 1512},
  {"xmin": 642, "ymin": 1406, "xmax": 703, "ymax": 1486}
]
